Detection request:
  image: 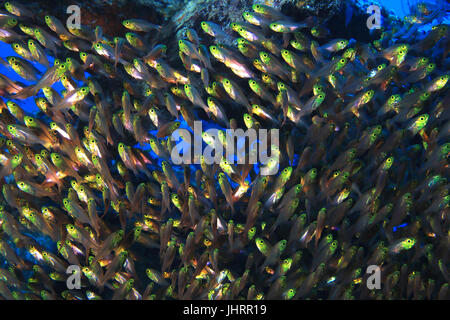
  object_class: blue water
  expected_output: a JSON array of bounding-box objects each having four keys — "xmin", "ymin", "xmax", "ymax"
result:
[
  {"xmin": 378, "ymin": 0, "xmax": 412, "ymax": 17},
  {"xmin": 377, "ymin": 0, "xmax": 449, "ymax": 25}
]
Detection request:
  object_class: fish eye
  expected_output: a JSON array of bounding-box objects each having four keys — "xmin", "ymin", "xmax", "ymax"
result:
[
  {"xmin": 340, "ymin": 58, "xmax": 345, "ymax": 63},
  {"xmin": 318, "ymin": 94, "xmax": 324, "ymax": 99},
  {"xmin": 399, "ymin": 50, "xmax": 403, "ymax": 54}
]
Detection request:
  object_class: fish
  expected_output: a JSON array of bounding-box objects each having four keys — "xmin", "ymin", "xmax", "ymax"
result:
[
  {"xmin": 0, "ymin": 0, "xmax": 446, "ymax": 302},
  {"xmin": 123, "ymin": 19, "xmax": 161, "ymax": 32}
]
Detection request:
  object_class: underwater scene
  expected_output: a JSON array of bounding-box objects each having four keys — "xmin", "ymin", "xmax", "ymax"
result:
[{"xmin": 0, "ymin": 0, "xmax": 448, "ymax": 301}]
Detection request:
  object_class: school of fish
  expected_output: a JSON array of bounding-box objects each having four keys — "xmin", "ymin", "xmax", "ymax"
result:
[{"xmin": 0, "ymin": 0, "xmax": 448, "ymax": 300}]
